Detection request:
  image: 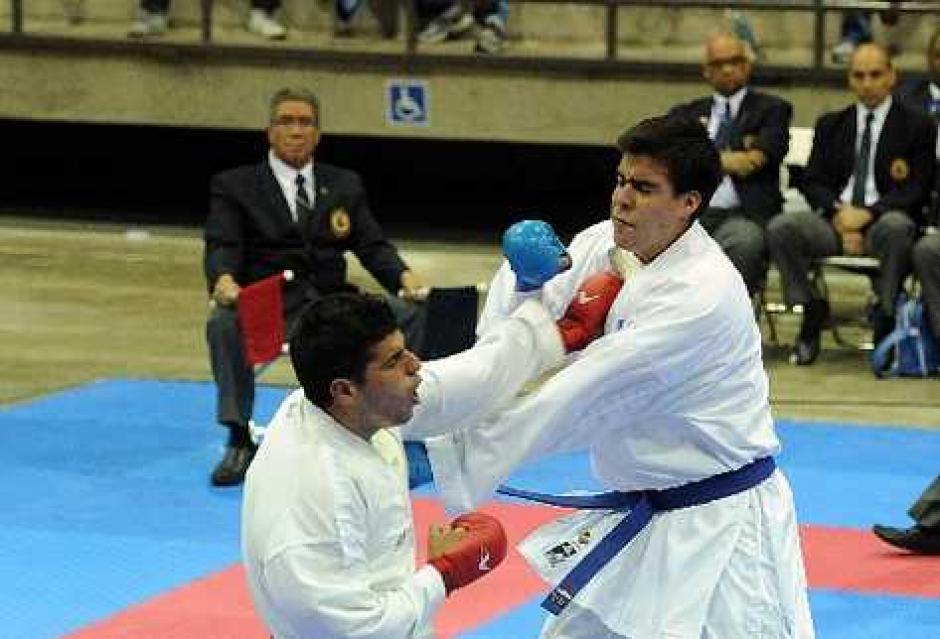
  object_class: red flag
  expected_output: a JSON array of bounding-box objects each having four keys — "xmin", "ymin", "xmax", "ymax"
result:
[{"xmin": 237, "ymin": 274, "xmax": 285, "ymax": 367}]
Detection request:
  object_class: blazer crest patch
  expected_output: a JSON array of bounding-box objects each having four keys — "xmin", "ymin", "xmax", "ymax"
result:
[
  {"xmin": 742, "ymin": 134, "xmax": 757, "ymax": 149},
  {"xmin": 330, "ymin": 208, "xmax": 352, "ymax": 238},
  {"xmin": 890, "ymin": 158, "xmax": 910, "ymax": 182}
]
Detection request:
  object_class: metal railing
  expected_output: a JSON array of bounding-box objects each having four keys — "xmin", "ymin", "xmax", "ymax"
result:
[{"xmin": 3, "ymin": 0, "xmax": 937, "ymax": 81}]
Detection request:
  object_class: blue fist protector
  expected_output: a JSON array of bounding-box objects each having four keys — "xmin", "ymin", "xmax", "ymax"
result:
[
  {"xmin": 502, "ymin": 220, "xmax": 572, "ymax": 291},
  {"xmin": 404, "ymin": 440, "xmax": 434, "ymax": 489}
]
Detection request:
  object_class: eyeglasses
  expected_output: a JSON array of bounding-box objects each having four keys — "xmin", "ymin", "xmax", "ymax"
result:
[
  {"xmin": 271, "ymin": 116, "xmax": 317, "ymax": 128},
  {"xmin": 706, "ymin": 56, "xmax": 747, "ymax": 69}
]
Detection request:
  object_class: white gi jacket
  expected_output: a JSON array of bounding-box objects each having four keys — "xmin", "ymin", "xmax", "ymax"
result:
[
  {"xmin": 427, "ymin": 221, "xmax": 815, "ymax": 639},
  {"xmin": 242, "ymin": 299, "xmax": 565, "ymax": 639}
]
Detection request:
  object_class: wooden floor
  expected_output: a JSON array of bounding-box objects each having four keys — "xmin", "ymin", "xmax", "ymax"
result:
[{"xmin": 3, "ymin": 214, "xmax": 939, "ymax": 430}]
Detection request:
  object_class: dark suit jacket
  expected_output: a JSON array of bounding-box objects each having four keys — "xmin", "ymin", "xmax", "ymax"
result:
[
  {"xmin": 897, "ymin": 79, "xmax": 939, "ymax": 121},
  {"xmin": 204, "ymin": 160, "xmax": 408, "ymax": 304},
  {"xmin": 800, "ymin": 100, "xmax": 937, "ymax": 222},
  {"xmin": 897, "ymin": 80, "xmax": 940, "ymax": 205},
  {"xmin": 669, "ymin": 89, "xmax": 793, "ymax": 224}
]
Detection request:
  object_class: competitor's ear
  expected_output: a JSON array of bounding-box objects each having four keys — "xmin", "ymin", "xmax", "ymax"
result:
[
  {"xmin": 683, "ymin": 190, "xmax": 703, "ymax": 214},
  {"xmin": 329, "ymin": 378, "xmax": 357, "ymax": 406}
]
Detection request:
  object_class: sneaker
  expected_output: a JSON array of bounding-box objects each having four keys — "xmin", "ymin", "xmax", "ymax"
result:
[
  {"xmin": 128, "ymin": 10, "xmax": 168, "ymax": 38},
  {"xmin": 830, "ymin": 39, "xmax": 856, "ymax": 65},
  {"xmin": 335, "ymin": 0, "xmax": 397, "ymax": 38},
  {"xmin": 417, "ymin": 4, "xmax": 472, "ymax": 44},
  {"xmin": 248, "ymin": 9, "xmax": 287, "ymax": 40},
  {"xmin": 473, "ymin": 15, "xmax": 506, "ymax": 54}
]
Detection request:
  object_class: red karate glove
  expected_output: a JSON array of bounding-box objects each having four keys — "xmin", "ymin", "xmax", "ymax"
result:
[
  {"xmin": 557, "ymin": 271, "xmax": 624, "ymax": 351},
  {"xmin": 428, "ymin": 512, "xmax": 508, "ymax": 595}
]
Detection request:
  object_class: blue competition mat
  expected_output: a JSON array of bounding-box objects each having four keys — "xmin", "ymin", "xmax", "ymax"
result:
[{"xmin": 1, "ymin": 379, "xmax": 938, "ymax": 639}]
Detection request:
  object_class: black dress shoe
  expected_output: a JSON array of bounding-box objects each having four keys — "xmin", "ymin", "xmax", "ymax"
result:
[
  {"xmin": 790, "ymin": 299, "xmax": 829, "ymax": 366},
  {"xmin": 210, "ymin": 442, "xmax": 258, "ymax": 487},
  {"xmin": 872, "ymin": 524, "xmax": 940, "ymax": 555}
]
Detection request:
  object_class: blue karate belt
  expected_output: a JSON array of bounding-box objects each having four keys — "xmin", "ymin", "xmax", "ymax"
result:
[{"xmin": 497, "ymin": 456, "xmax": 776, "ymax": 615}]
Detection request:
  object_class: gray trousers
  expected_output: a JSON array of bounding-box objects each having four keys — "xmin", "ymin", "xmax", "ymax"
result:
[
  {"xmin": 913, "ymin": 233, "xmax": 940, "ymax": 337},
  {"xmin": 766, "ymin": 209, "xmax": 918, "ymax": 315},
  {"xmin": 206, "ymin": 293, "xmax": 422, "ymax": 430},
  {"xmin": 699, "ymin": 208, "xmax": 767, "ymax": 296},
  {"xmin": 910, "ymin": 476, "xmax": 940, "ymax": 531}
]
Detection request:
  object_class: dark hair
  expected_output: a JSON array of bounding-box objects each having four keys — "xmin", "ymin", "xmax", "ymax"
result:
[
  {"xmin": 269, "ymin": 87, "xmax": 321, "ymax": 127},
  {"xmin": 616, "ymin": 114, "xmax": 722, "ymax": 219},
  {"xmin": 289, "ymin": 293, "xmax": 398, "ymax": 408}
]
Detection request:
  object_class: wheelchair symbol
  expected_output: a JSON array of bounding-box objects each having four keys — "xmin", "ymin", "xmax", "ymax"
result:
[
  {"xmin": 388, "ymin": 81, "xmax": 429, "ymax": 126},
  {"xmin": 394, "ymin": 88, "xmax": 424, "ymax": 122}
]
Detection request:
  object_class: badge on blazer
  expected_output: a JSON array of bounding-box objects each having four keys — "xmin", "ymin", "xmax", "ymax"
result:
[
  {"xmin": 742, "ymin": 134, "xmax": 756, "ymax": 149},
  {"xmin": 890, "ymin": 158, "xmax": 910, "ymax": 181},
  {"xmin": 698, "ymin": 116, "xmax": 709, "ymax": 128},
  {"xmin": 330, "ymin": 208, "xmax": 351, "ymax": 238}
]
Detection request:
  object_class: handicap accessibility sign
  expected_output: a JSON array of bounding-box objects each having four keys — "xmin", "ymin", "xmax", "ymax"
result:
[{"xmin": 387, "ymin": 80, "xmax": 429, "ymax": 127}]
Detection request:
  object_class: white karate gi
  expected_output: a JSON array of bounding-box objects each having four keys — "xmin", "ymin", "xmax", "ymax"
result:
[
  {"xmin": 242, "ymin": 299, "xmax": 564, "ymax": 639},
  {"xmin": 427, "ymin": 221, "xmax": 815, "ymax": 639}
]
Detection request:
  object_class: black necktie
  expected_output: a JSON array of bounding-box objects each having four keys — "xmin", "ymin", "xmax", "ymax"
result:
[
  {"xmin": 714, "ymin": 101, "xmax": 733, "ymax": 150},
  {"xmin": 851, "ymin": 112, "xmax": 874, "ymax": 207},
  {"xmin": 295, "ymin": 173, "xmax": 311, "ymax": 222}
]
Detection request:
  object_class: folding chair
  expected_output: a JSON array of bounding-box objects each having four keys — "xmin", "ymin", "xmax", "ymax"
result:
[
  {"xmin": 811, "ymin": 255, "xmax": 881, "ymax": 350},
  {"xmin": 415, "ymin": 285, "xmax": 483, "ymax": 359}
]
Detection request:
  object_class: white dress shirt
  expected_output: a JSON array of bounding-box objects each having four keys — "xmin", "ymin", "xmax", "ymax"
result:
[
  {"xmin": 708, "ymin": 88, "xmax": 747, "ymax": 209},
  {"xmin": 839, "ymin": 96, "xmax": 892, "ymax": 207},
  {"xmin": 268, "ymin": 150, "xmax": 315, "ymax": 221}
]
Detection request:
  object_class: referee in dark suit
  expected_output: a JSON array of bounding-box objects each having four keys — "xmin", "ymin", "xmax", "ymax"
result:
[
  {"xmin": 767, "ymin": 44, "xmax": 937, "ymax": 366},
  {"xmin": 904, "ymin": 28, "xmax": 940, "ymax": 340},
  {"xmin": 203, "ymin": 87, "xmax": 424, "ymax": 486},
  {"xmin": 669, "ymin": 32, "xmax": 792, "ymax": 297}
]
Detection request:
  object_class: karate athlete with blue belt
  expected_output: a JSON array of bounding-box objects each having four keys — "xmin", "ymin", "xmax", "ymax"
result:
[{"xmin": 418, "ymin": 115, "xmax": 816, "ymax": 639}]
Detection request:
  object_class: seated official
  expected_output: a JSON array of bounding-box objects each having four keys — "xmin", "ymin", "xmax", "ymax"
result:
[
  {"xmin": 669, "ymin": 32, "xmax": 792, "ymax": 297},
  {"xmin": 767, "ymin": 43, "xmax": 937, "ymax": 366},
  {"xmin": 902, "ymin": 28, "xmax": 940, "ymax": 339},
  {"xmin": 204, "ymin": 87, "xmax": 424, "ymax": 487}
]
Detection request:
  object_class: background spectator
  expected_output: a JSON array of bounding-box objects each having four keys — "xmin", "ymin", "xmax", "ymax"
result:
[
  {"xmin": 418, "ymin": 0, "xmax": 509, "ymax": 54},
  {"xmin": 767, "ymin": 44, "xmax": 936, "ymax": 365},
  {"xmin": 128, "ymin": 0, "xmax": 286, "ymax": 39},
  {"xmin": 669, "ymin": 32, "xmax": 792, "ymax": 298},
  {"xmin": 902, "ymin": 29, "xmax": 940, "ymax": 338}
]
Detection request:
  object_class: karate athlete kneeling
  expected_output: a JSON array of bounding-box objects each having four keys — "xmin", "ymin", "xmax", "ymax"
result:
[
  {"xmin": 422, "ymin": 115, "xmax": 816, "ymax": 639},
  {"xmin": 242, "ymin": 272, "xmax": 623, "ymax": 638}
]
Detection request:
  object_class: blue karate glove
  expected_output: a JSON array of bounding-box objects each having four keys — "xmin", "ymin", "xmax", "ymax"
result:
[
  {"xmin": 502, "ymin": 220, "xmax": 572, "ymax": 292},
  {"xmin": 404, "ymin": 440, "xmax": 434, "ymax": 489}
]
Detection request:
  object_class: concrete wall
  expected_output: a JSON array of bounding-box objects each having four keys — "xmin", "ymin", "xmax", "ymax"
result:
[{"xmin": 0, "ymin": 4, "xmax": 936, "ymax": 144}]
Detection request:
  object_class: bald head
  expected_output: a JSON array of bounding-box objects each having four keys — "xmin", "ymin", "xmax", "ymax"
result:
[
  {"xmin": 848, "ymin": 43, "xmax": 896, "ymax": 109},
  {"xmin": 703, "ymin": 33, "xmax": 752, "ymax": 96}
]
